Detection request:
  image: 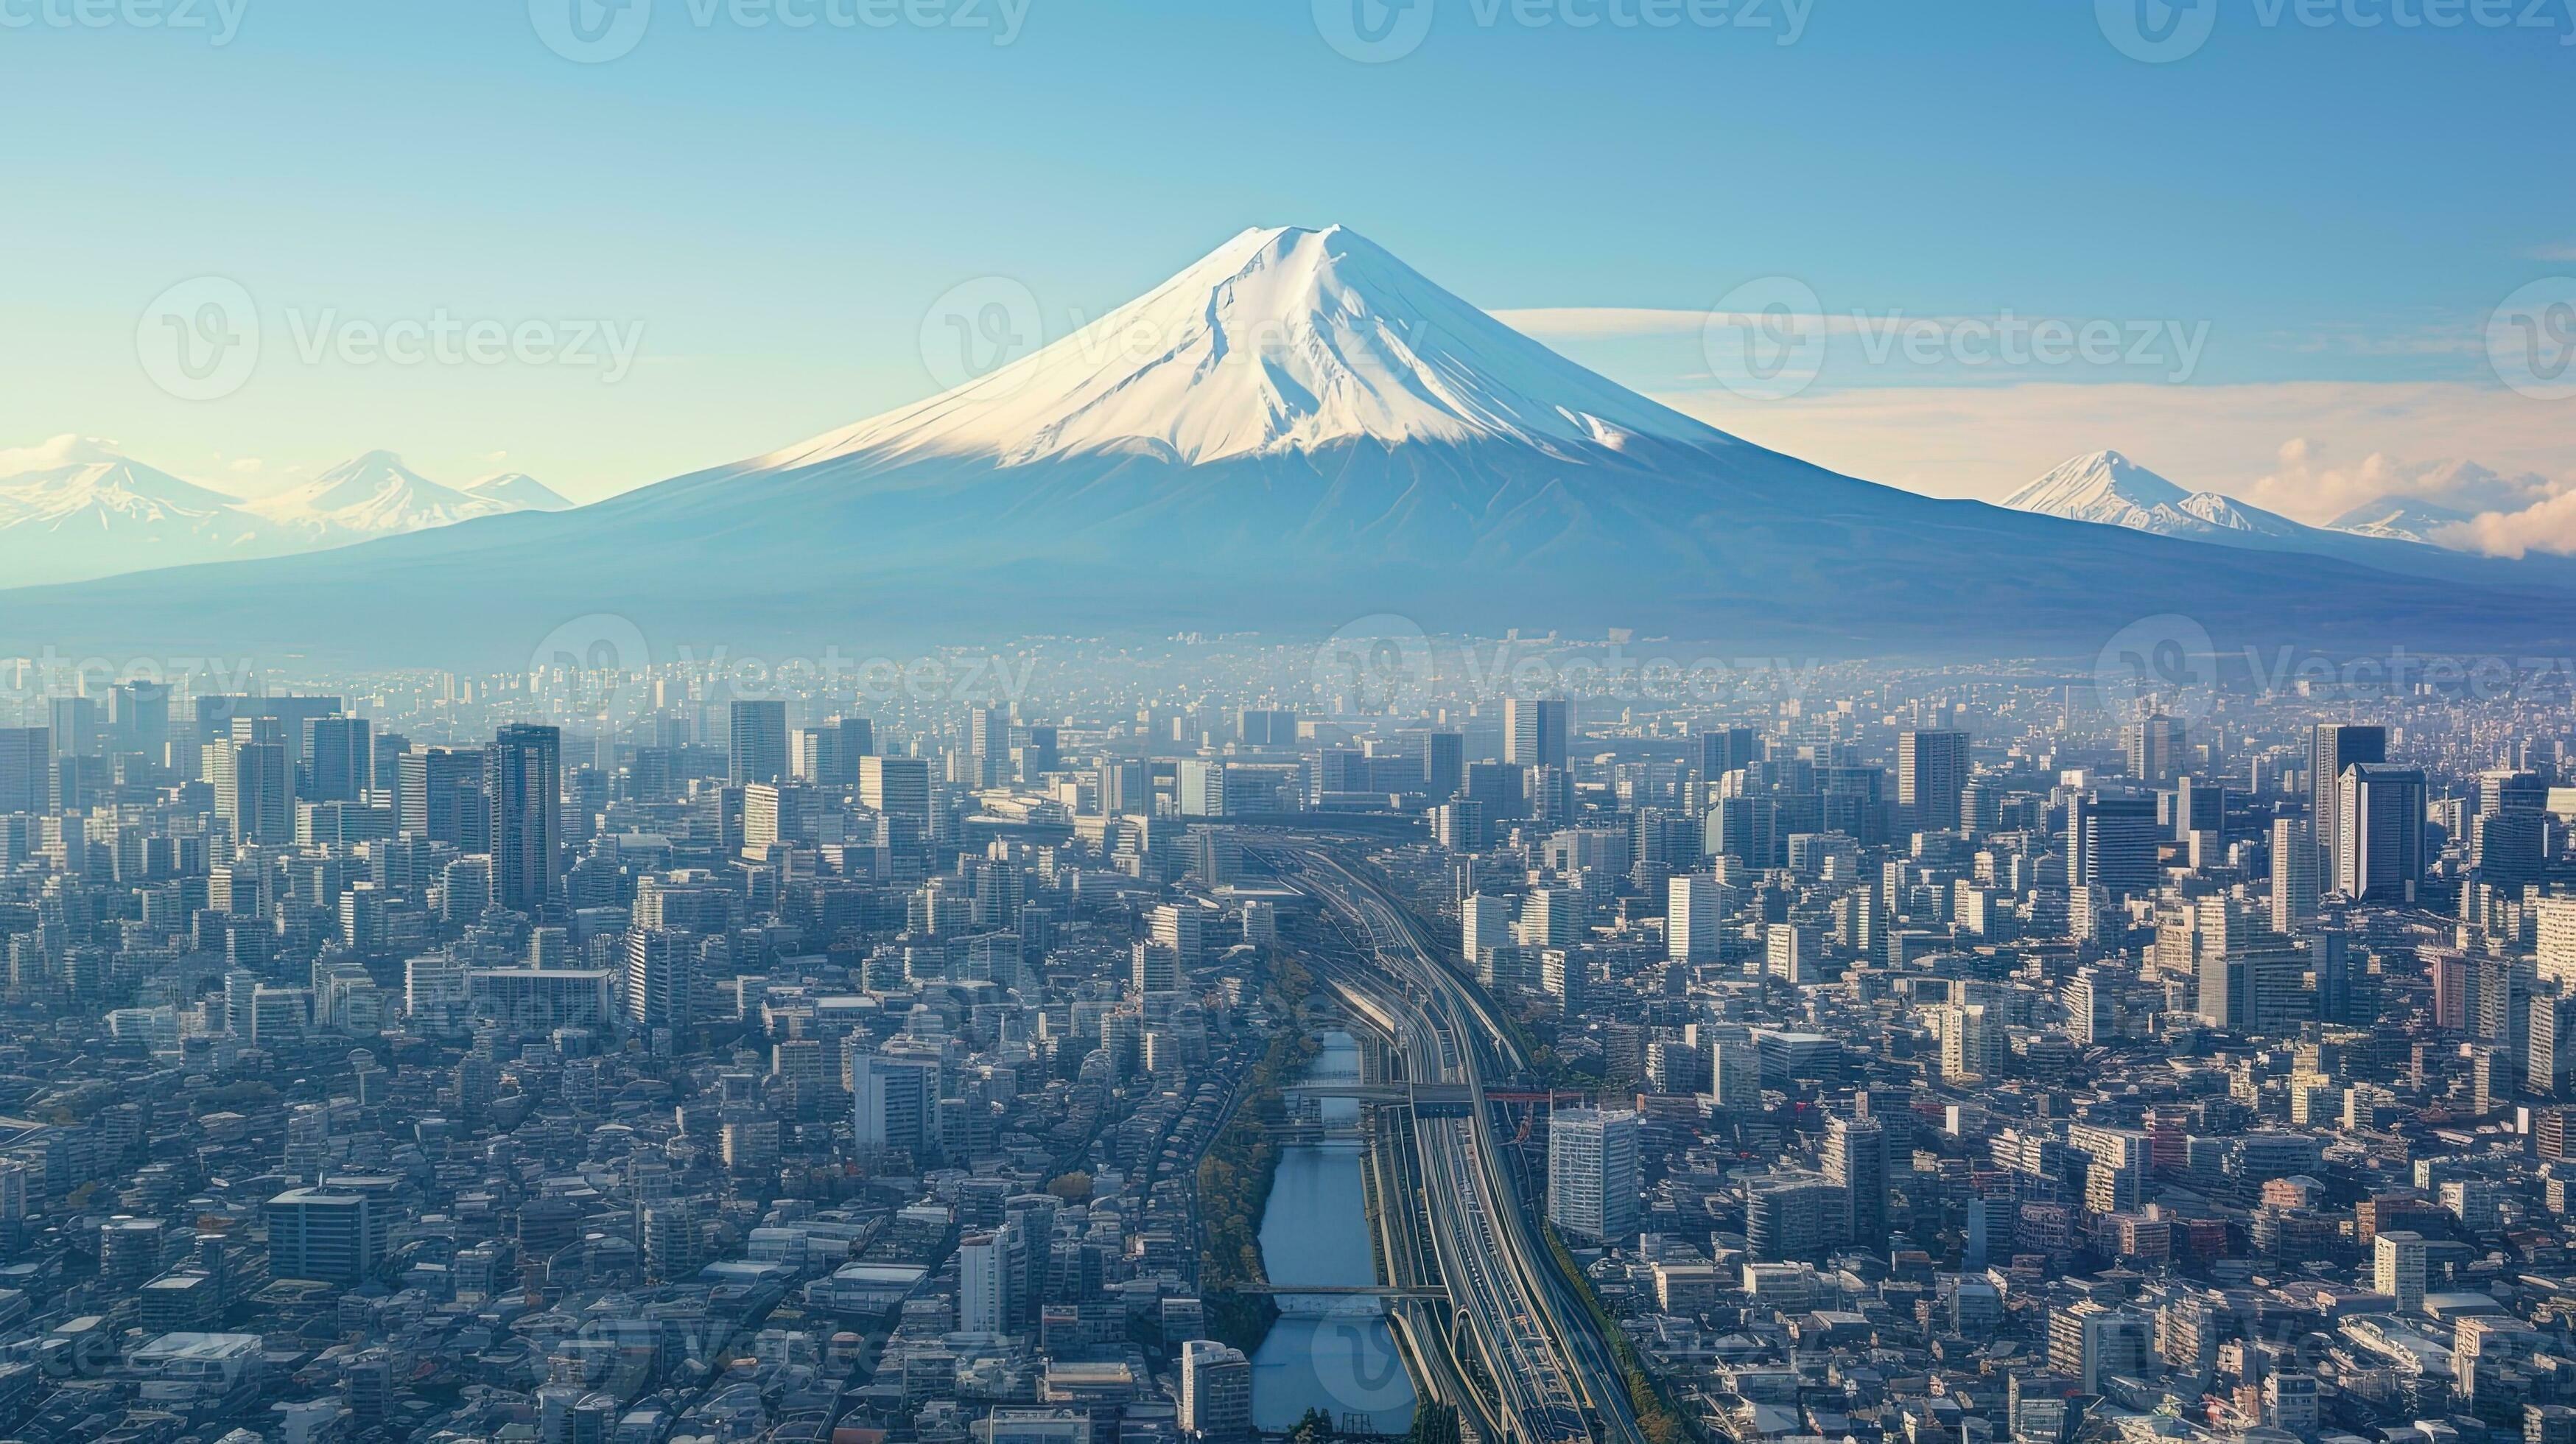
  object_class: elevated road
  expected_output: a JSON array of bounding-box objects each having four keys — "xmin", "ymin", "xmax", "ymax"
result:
[{"xmin": 1257, "ymin": 838, "xmax": 1649, "ymax": 1444}]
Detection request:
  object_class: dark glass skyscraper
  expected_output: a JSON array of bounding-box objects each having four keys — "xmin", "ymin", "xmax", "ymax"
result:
[{"xmin": 487, "ymin": 723, "xmax": 563, "ymax": 921}]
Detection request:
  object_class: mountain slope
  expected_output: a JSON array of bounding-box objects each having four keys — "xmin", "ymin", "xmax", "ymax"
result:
[
  {"xmin": 4, "ymin": 226, "xmax": 2572, "ymax": 663},
  {"xmin": 242, "ymin": 451, "xmax": 524, "ymax": 540}
]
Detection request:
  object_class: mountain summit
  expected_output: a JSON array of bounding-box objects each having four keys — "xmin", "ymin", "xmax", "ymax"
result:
[
  {"xmin": 4, "ymin": 226, "xmax": 2569, "ymax": 662},
  {"xmin": 765, "ymin": 225, "xmax": 1725, "ymax": 473}
]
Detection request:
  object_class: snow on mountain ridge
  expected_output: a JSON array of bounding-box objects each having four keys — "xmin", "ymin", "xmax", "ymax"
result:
[{"xmin": 756, "ymin": 224, "xmax": 1737, "ymax": 474}]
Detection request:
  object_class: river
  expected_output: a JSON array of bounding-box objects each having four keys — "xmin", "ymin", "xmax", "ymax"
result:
[{"xmin": 1249, "ymin": 1029, "xmax": 1418, "ymax": 1434}]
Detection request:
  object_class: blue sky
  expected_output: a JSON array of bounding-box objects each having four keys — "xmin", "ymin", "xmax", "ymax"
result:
[{"xmin": 5, "ymin": 0, "xmax": 2572, "ymax": 537}]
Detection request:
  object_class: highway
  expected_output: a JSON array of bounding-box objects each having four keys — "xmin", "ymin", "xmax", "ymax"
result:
[{"xmin": 1260, "ymin": 838, "xmax": 1649, "ymax": 1444}]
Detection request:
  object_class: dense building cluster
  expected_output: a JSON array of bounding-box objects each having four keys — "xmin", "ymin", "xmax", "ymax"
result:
[{"xmin": 1, "ymin": 642, "xmax": 2572, "ymax": 1444}]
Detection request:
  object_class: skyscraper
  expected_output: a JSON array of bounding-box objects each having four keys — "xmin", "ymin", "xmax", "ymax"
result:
[
  {"xmin": 2270, "ymin": 817, "xmax": 2318, "ymax": 932},
  {"xmin": 399, "ymin": 749, "xmax": 485, "ymax": 847},
  {"xmin": 0, "ymin": 728, "xmax": 45, "ymax": 814},
  {"xmin": 2124, "ymin": 713, "xmax": 2185, "ymax": 786},
  {"xmin": 1505, "ymin": 697, "xmax": 1570, "ymax": 771},
  {"xmin": 2312, "ymin": 723, "xmax": 2387, "ymax": 887},
  {"xmin": 729, "ymin": 700, "xmax": 789, "ymax": 785},
  {"xmin": 1547, "ymin": 1106, "xmax": 1640, "ymax": 1242},
  {"xmin": 2070, "ymin": 791, "xmax": 2161, "ymax": 900},
  {"xmin": 1823, "ymin": 1112, "xmax": 1891, "ymax": 1241},
  {"xmin": 1699, "ymin": 726, "xmax": 1759, "ymax": 781},
  {"xmin": 2337, "ymin": 763, "xmax": 2425, "ymax": 904},
  {"xmin": 487, "ymin": 724, "xmax": 563, "ymax": 920},
  {"xmin": 303, "ymin": 714, "xmax": 373, "ymax": 803},
  {"xmin": 860, "ymin": 754, "xmax": 931, "ymax": 824},
  {"xmin": 1668, "ymin": 874, "xmax": 1725, "ymax": 963},
  {"xmin": 1898, "ymin": 729, "xmax": 1968, "ymax": 832}
]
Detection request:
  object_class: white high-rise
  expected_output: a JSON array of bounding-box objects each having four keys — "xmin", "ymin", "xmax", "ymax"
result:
[
  {"xmin": 958, "ymin": 1231, "xmax": 1006, "ymax": 1333},
  {"xmin": 2270, "ymin": 817, "xmax": 2318, "ymax": 932},
  {"xmin": 1547, "ymin": 1106, "xmax": 1641, "ymax": 1242},
  {"xmin": 1668, "ymin": 875, "xmax": 1724, "ymax": 963}
]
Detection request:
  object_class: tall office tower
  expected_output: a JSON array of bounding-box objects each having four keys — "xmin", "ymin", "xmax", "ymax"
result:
[
  {"xmin": 2337, "ymin": 764, "xmax": 2426, "ymax": 903},
  {"xmin": 1131, "ymin": 942, "xmax": 1181, "ymax": 995},
  {"xmin": 860, "ymin": 754, "xmax": 931, "ymax": 824},
  {"xmin": 2528, "ymin": 986, "xmax": 2576, "ymax": 1098},
  {"xmin": 2373, "ymin": 1230, "xmax": 2426, "ymax": 1312},
  {"xmin": 1668, "ymin": 875, "xmax": 1725, "ymax": 963},
  {"xmin": 2541, "ymin": 899, "xmax": 2576, "ymax": 989},
  {"xmin": 109, "ymin": 681, "xmax": 169, "ymax": 760},
  {"xmin": 2071, "ymin": 791, "xmax": 2161, "ymax": 900},
  {"xmin": 1178, "ymin": 1340, "xmax": 1253, "ymax": 1440},
  {"xmin": 2312, "ymin": 723, "xmax": 2387, "ymax": 886},
  {"xmin": 1150, "ymin": 902, "xmax": 1204, "ymax": 965},
  {"xmin": 622, "ymin": 928, "xmax": 694, "ymax": 1032},
  {"xmin": 2066, "ymin": 969, "xmax": 2116, "ymax": 1044},
  {"xmin": 1235, "ymin": 707, "xmax": 1299, "ymax": 747},
  {"xmin": 303, "ymin": 715, "xmax": 373, "ymax": 802},
  {"xmin": 1897, "ymin": 729, "xmax": 1969, "ymax": 832},
  {"xmin": 2172, "ymin": 774, "xmax": 2225, "ymax": 841},
  {"xmin": 0, "ymin": 728, "xmax": 44, "ymax": 813},
  {"xmin": 853, "ymin": 1052, "xmax": 936, "ymax": 1157},
  {"xmin": 729, "ymin": 701, "xmax": 788, "ymax": 785},
  {"xmin": 1547, "ymin": 1107, "xmax": 1641, "ymax": 1242},
  {"xmin": 1822, "ymin": 1112, "xmax": 1892, "ymax": 1240},
  {"xmin": 47, "ymin": 696, "xmax": 99, "ymax": 757},
  {"xmin": 1699, "ymin": 726, "xmax": 1759, "ymax": 782},
  {"xmin": 265, "ymin": 1188, "xmax": 386, "ymax": 1287},
  {"xmin": 221, "ymin": 737, "xmax": 294, "ymax": 847},
  {"xmin": 2473, "ymin": 809, "xmax": 2547, "ymax": 888},
  {"xmin": 399, "ymin": 749, "xmax": 485, "ymax": 847},
  {"xmin": 1176, "ymin": 760, "xmax": 1229, "ymax": 816},
  {"xmin": 793, "ymin": 715, "xmax": 872, "ymax": 786},
  {"xmin": 1504, "ymin": 697, "xmax": 1570, "ymax": 770},
  {"xmin": 1097, "ymin": 757, "xmax": 1149, "ymax": 815},
  {"xmin": 2124, "ymin": 713, "xmax": 2186, "ymax": 786},
  {"xmin": 958, "ymin": 1232, "xmax": 1006, "ymax": 1333},
  {"xmin": 2270, "ymin": 818, "xmax": 2319, "ymax": 932},
  {"xmin": 487, "ymin": 724, "xmax": 563, "ymax": 920},
  {"xmin": 1419, "ymin": 729, "xmax": 1465, "ymax": 802},
  {"xmin": 2193, "ymin": 901, "xmax": 2312, "ymax": 1033},
  {"xmin": 966, "ymin": 704, "xmax": 1012, "ymax": 760},
  {"xmin": 1462, "ymin": 893, "xmax": 1514, "ymax": 963},
  {"xmin": 2478, "ymin": 768, "xmax": 2547, "ymax": 816}
]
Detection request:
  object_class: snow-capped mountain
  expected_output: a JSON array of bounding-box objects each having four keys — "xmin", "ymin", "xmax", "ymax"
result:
[
  {"xmin": 776, "ymin": 224, "xmax": 1709, "ymax": 472},
  {"xmin": 5, "ymin": 225, "xmax": 2572, "ymax": 662},
  {"xmin": 242, "ymin": 450, "xmax": 537, "ymax": 541},
  {"xmin": 0, "ymin": 435, "xmax": 273, "ymax": 585},
  {"xmin": 0, "ymin": 437, "xmax": 565, "ymax": 585},
  {"xmin": 2327, "ymin": 495, "xmax": 2474, "ymax": 546},
  {"xmin": 2003, "ymin": 451, "xmax": 2307, "ymax": 541},
  {"xmin": 462, "ymin": 472, "xmax": 572, "ymax": 513}
]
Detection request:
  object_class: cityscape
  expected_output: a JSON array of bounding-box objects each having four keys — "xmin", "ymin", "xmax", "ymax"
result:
[{"xmin": 5, "ymin": 7, "xmax": 2576, "ymax": 1444}]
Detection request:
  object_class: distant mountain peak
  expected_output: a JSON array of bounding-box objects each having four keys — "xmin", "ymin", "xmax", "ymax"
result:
[
  {"xmin": 463, "ymin": 472, "xmax": 572, "ymax": 512},
  {"xmin": 2002, "ymin": 450, "xmax": 2192, "ymax": 523},
  {"xmin": 751, "ymin": 222, "xmax": 1736, "ymax": 474}
]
